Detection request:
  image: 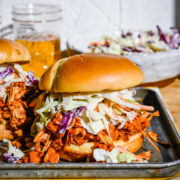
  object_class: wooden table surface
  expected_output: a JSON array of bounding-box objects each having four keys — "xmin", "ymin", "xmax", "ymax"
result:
[
  {"xmin": 2, "ymin": 78, "xmax": 180, "ymax": 180},
  {"xmin": 160, "ymin": 78, "xmax": 180, "ymax": 134}
]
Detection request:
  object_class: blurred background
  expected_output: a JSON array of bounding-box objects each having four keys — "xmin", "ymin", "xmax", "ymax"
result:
[{"xmin": 0, "ymin": 0, "xmax": 179, "ymax": 47}]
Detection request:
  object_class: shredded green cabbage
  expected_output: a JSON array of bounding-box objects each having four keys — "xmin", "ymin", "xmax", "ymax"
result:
[
  {"xmin": 31, "ymin": 101, "xmax": 59, "ymax": 136},
  {"xmin": 118, "ymin": 152, "xmax": 136, "ymax": 163},
  {"xmin": 113, "ymin": 108, "xmax": 122, "ymax": 115},
  {"xmin": 30, "ymin": 116, "xmax": 40, "ymax": 137},
  {"xmin": 94, "ymin": 148, "xmax": 137, "ymax": 163},
  {"xmin": 105, "ymin": 148, "xmax": 119, "ymax": 163},
  {"xmin": 31, "ymin": 89, "xmax": 140, "ymax": 137},
  {"xmin": 36, "ymin": 101, "xmax": 58, "ymax": 114},
  {"xmin": 125, "ymin": 99, "xmax": 138, "ymax": 104}
]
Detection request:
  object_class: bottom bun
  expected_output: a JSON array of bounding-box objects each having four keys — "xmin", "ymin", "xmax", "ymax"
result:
[
  {"xmin": 60, "ymin": 132, "xmax": 143, "ymax": 162},
  {"xmin": 114, "ymin": 132, "xmax": 143, "ymax": 153}
]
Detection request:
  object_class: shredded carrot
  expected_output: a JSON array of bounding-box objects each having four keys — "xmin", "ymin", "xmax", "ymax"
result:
[
  {"xmin": 147, "ymin": 131, "xmax": 158, "ymax": 142},
  {"xmin": 119, "ymin": 97, "xmax": 154, "ymax": 111},
  {"xmin": 137, "ymin": 150, "xmax": 151, "ymax": 160},
  {"xmin": 147, "ymin": 130, "xmax": 169, "ymax": 145},
  {"xmin": 0, "ymin": 80, "xmax": 5, "ymax": 84},
  {"xmin": 112, "ymin": 109, "xmax": 119, "ymax": 119},
  {"xmin": 115, "ymin": 104, "xmax": 132, "ymax": 112},
  {"xmin": 138, "ymin": 104, "xmax": 154, "ymax": 111},
  {"xmin": 104, "ymin": 102, "xmax": 119, "ymax": 119},
  {"xmin": 142, "ymin": 131, "xmax": 160, "ymax": 152},
  {"xmin": 93, "ymin": 105, "xmax": 99, "ymax": 112},
  {"xmin": 89, "ymin": 41, "xmax": 105, "ymax": 46},
  {"xmin": 104, "ymin": 102, "xmax": 111, "ymax": 108},
  {"xmin": 166, "ymin": 33, "xmax": 170, "ymax": 43}
]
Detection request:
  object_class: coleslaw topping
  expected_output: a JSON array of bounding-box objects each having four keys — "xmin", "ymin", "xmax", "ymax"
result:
[
  {"xmin": 0, "ymin": 64, "xmax": 38, "ymax": 100},
  {"xmin": 93, "ymin": 148, "xmax": 148, "ymax": 163},
  {"xmin": 3, "ymin": 139, "xmax": 24, "ymax": 163},
  {"xmin": 88, "ymin": 26, "xmax": 180, "ymax": 55},
  {"xmin": 23, "ymin": 87, "xmax": 160, "ymax": 163},
  {"xmin": 32, "ymin": 89, "xmax": 154, "ymax": 136}
]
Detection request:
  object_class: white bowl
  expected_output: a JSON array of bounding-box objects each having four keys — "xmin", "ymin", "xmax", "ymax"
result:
[{"xmin": 67, "ymin": 33, "xmax": 180, "ymax": 83}]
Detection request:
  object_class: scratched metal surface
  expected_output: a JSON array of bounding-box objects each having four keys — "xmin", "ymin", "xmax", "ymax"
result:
[{"xmin": 0, "ymin": 87, "xmax": 179, "ymax": 178}]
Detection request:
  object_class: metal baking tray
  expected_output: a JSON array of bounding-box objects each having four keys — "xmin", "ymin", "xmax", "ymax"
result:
[{"xmin": 0, "ymin": 87, "xmax": 180, "ymax": 178}]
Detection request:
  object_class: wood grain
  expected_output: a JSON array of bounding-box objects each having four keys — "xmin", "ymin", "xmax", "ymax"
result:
[{"xmin": 160, "ymin": 78, "xmax": 180, "ymax": 134}]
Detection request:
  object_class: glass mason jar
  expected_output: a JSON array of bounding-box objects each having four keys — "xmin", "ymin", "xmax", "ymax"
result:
[{"xmin": 12, "ymin": 3, "xmax": 62, "ymax": 78}]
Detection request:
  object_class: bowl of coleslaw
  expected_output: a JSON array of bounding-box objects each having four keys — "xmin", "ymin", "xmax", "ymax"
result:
[{"xmin": 67, "ymin": 26, "xmax": 180, "ymax": 83}]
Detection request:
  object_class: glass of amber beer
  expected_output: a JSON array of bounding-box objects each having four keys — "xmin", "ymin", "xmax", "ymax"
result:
[{"xmin": 12, "ymin": 3, "xmax": 62, "ymax": 78}]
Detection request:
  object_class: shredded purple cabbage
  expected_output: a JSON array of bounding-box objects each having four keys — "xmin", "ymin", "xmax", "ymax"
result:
[
  {"xmin": 104, "ymin": 42, "xmax": 110, "ymax": 48},
  {"xmin": 58, "ymin": 106, "xmax": 86, "ymax": 135},
  {"xmin": 137, "ymin": 34, "xmax": 141, "ymax": 39},
  {"xmin": 0, "ymin": 66, "xmax": 14, "ymax": 79},
  {"xmin": 156, "ymin": 25, "xmax": 168, "ymax": 44},
  {"xmin": 89, "ymin": 26, "xmax": 180, "ymax": 54},
  {"xmin": 121, "ymin": 31, "xmax": 132, "ymax": 38},
  {"xmin": 121, "ymin": 46, "xmax": 144, "ymax": 53},
  {"xmin": 3, "ymin": 153, "xmax": 19, "ymax": 163},
  {"xmin": 121, "ymin": 30, "xmax": 126, "ymax": 38},
  {"xmin": 169, "ymin": 27, "xmax": 180, "ymax": 49},
  {"xmin": 26, "ymin": 71, "xmax": 39, "ymax": 86},
  {"xmin": 121, "ymin": 47, "xmax": 132, "ymax": 52},
  {"xmin": 73, "ymin": 106, "xmax": 87, "ymax": 119}
]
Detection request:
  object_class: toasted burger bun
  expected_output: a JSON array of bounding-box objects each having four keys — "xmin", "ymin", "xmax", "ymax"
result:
[
  {"xmin": 39, "ymin": 53, "xmax": 144, "ymax": 93},
  {"xmin": 114, "ymin": 132, "xmax": 143, "ymax": 153},
  {"xmin": 0, "ymin": 38, "xmax": 31, "ymax": 64},
  {"xmin": 0, "ymin": 38, "xmax": 30, "ymax": 140},
  {"xmin": 39, "ymin": 53, "xmax": 145, "ymax": 161},
  {"xmin": 60, "ymin": 132, "xmax": 143, "ymax": 162}
]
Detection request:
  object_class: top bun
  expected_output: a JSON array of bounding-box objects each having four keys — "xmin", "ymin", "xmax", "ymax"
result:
[
  {"xmin": 39, "ymin": 53, "xmax": 144, "ymax": 93},
  {"xmin": 0, "ymin": 38, "xmax": 31, "ymax": 64}
]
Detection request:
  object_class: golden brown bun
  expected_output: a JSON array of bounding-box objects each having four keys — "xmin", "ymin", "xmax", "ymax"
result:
[
  {"xmin": 114, "ymin": 132, "xmax": 143, "ymax": 153},
  {"xmin": 39, "ymin": 53, "xmax": 144, "ymax": 93},
  {"xmin": 60, "ymin": 132, "xmax": 143, "ymax": 162},
  {"xmin": 64, "ymin": 142, "xmax": 95, "ymax": 155},
  {"xmin": 0, "ymin": 38, "xmax": 31, "ymax": 64}
]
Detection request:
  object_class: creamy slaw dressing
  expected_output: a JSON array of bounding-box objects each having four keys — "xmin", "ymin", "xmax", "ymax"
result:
[
  {"xmin": 3, "ymin": 139, "xmax": 24, "ymax": 159},
  {"xmin": 34, "ymin": 89, "xmax": 140, "ymax": 136},
  {"xmin": 30, "ymin": 89, "xmax": 156, "ymax": 163},
  {"xmin": 89, "ymin": 30, "xmax": 172, "ymax": 55},
  {"xmin": 93, "ymin": 148, "xmax": 139, "ymax": 163}
]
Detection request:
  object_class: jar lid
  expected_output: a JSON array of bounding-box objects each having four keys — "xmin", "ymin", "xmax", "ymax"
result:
[{"xmin": 12, "ymin": 3, "xmax": 62, "ymax": 23}]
